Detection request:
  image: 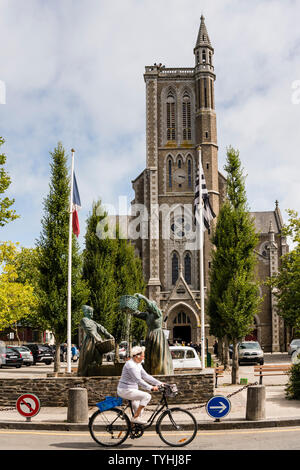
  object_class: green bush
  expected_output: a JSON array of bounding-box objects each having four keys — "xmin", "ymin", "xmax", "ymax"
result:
[{"xmin": 285, "ymin": 363, "xmax": 300, "ymax": 400}]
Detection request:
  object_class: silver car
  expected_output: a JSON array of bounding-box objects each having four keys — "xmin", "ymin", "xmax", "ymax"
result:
[
  {"xmin": 288, "ymin": 339, "xmax": 300, "ymax": 355},
  {"xmin": 7, "ymin": 345, "xmax": 33, "ymax": 366},
  {"xmin": 238, "ymin": 341, "xmax": 264, "ymax": 365}
]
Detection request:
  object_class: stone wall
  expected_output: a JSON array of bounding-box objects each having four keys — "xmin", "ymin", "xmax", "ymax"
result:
[{"xmin": 0, "ymin": 371, "xmax": 214, "ymax": 406}]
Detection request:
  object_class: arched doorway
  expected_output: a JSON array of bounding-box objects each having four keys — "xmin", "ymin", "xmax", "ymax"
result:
[
  {"xmin": 172, "ymin": 311, "xmax": 191, "ymax": 344},
  {"xmin": 245, "ymin": 316, "xmax": 259, "ymax": 342}
]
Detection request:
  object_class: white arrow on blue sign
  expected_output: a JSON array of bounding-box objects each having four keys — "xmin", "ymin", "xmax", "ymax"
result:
[{"xmin": 206, "ymin": 395, "xmax": 231, "ymax": 419}]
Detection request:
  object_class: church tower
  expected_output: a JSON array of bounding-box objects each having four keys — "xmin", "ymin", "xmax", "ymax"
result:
[
  {"xmin": 130, "ymin": 16, "xmax": 221, "ymax": 346},
  {"xmin": 194, "ymin": 15, "xmax": 219, "ymax": 218}
]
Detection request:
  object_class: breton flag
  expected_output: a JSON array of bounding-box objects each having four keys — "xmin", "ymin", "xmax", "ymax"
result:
[
  {"xmin": 72, "ymin": 172, "xmax": 81, "ymax": 237},
  {"xmin": 193, "ymin": 161, "xmax": 216, "ymax": 230}
]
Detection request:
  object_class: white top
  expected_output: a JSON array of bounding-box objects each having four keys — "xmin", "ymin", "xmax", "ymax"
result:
[{"xmin": 118, "ymin": 359, "xmax": 162, "ymax": 392}]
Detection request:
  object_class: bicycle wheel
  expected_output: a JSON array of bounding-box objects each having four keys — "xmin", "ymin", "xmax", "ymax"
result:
[
  {"xmin": 89, "ymin": 408, "xmax": 130, "ymax": 447},
  {"xmin": 156, "ymin": 407, "xmax": 197, "ymax": 447}
]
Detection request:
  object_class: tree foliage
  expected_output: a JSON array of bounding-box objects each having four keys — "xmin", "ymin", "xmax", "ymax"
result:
[
  {"xmin": 35, "ymin": 143, "xmax": 89, "ymax": 366},
  {"xmin": 268, "ymin": 210, "xmax": 300, "ymax": 335},
  {"xmin": 82, "ymin": 201, "xmax": 146, "ymax": 358},
  {"xmin": 0, "ymin": 137, "xmax": 19, "ymax": 227},
  {"xmin": 0, "ymin": 242, "xmax": 37, "ymax": 336},
  {"xmin": 207, "ymin": 147, "xmax": 261, "ymax": 382}
]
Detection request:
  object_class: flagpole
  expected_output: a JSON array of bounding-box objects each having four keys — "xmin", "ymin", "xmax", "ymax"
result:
[
  {"xmin": 67, "ymin": 148, "xmax": 75, "ymax": 374},
  {"xmin": 198, "ymin": 146, "xmax": 206, "ymax": 369}
]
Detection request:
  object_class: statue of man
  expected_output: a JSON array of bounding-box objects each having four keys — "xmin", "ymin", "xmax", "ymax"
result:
[{"xmin": 77, "ymin": 305, "xmax": 114, "ymax": 376}]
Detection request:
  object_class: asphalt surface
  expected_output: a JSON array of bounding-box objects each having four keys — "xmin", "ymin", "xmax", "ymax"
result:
[{"xmin": 0, "ymin": 353, "xmax": 299, "ymax": 432}]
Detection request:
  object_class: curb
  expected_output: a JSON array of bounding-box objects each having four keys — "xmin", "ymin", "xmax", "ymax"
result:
[{"xmin": 0, "ymin": 417, "xmax": 300, "ymax": 432}]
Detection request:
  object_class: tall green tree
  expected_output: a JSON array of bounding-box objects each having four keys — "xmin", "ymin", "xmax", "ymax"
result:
[
  {"xmin": 36, "ymin": 143, "xmax": 89, "ymax": 371},
  {"xmin": 208, "ymin": 146, "xmax": 261, "ymax": 383},
  {"xmin": 268, "ymin": 210, "xmax": 300, "ymax": 336},
  {"xmin": 82, "ymin": 200, "xmax": 118, "ymax": 329},
  {"xmin": 82, "ymin": 201, "xmax": 146, "ymax": 361},
  {"xmin": 0, "ymin": 137, "xmax": 19, "ymax": 226}
]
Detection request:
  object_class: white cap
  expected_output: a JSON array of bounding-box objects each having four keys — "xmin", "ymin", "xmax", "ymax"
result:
[{"xmin": 131, "ymin": 346, "xmax": 145, "ymax": 357}]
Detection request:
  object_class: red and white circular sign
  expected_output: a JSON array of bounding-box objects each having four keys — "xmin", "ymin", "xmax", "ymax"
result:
[{"xmin": 16, "ymin": 394, "xmax": 40, "ymax": 418}]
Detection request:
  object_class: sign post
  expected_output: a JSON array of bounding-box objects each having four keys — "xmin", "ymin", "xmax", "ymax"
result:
[
  {"xmin": 206, "ymin": 395, "xmax": 231, "ymax": 421},
  {"xmin": 16, "ymin": 394, "xmax": 41, "ymax": 422}
]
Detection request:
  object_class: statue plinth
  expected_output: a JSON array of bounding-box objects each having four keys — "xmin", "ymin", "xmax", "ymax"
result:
[{"xmin": 86, "ymin": 362, "xmax": 125, "ymax": 377}]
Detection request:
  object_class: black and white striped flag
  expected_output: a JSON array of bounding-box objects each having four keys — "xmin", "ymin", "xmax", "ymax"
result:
[{"xmin": 193, "ymin": 161, "xmax": 216, "ymax": 230}]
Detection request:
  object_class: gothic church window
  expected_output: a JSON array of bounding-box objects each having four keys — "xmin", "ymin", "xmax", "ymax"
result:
[
  {"xmin": 168, "ymin": 157, "xmax": 172, "ymax": 188},
  {"xmin": 182, "ymin": 92, "xmax": 191, "ymax": 141},
  {"xmin": 167, "ymin": 91, "xmax": 176, "ymax": 141},
  {"xmin": 172, "ymin": 252, "xmax": 179, "ymax": 285},
  {"xmin": 188, "ymin": 158, "xmax": 192, "ymax": 188},
  {"xmin": 184, "ymin": 253, "xmax": 192, "ymax": 284},
  {"xmin": 202, "ymin": 49, "xmax": 206, "ymax": 63}
]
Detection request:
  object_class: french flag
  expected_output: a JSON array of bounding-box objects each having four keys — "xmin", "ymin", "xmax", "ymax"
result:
[{"xmin": 72, "ymin": 172, "xmax": 81, "ymax": 237}]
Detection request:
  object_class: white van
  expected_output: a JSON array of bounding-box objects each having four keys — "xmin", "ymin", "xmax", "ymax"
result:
[{"xmin": 169, "ymin": 346, "xmax": 201, "ymax": 369}]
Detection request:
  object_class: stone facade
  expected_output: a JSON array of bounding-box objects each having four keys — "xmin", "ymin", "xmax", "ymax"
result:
[
  {"xmin": 0, "ymin": 372, "xmax": 214, "ymax": 406},
  {"xmin": 128, "ymin": 16, "xmax": 288, "ymax": 352}
]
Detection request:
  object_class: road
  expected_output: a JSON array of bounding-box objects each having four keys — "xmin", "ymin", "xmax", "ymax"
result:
[
  {"xmin": 0, "ymin": 352, "xmax": 295, "ymax": 453},
  {"xmin": 0, "ymin": 352, "xmax": 291, "ymax": 378},
  {"xmin": 0, "ymin": 426, "xmax": 300, "ymax": 451}
]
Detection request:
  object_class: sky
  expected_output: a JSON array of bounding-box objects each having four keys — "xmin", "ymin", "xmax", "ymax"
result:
[{"xmin": 0, "ymin": 0, "xmax": 300, "ymax": 250}]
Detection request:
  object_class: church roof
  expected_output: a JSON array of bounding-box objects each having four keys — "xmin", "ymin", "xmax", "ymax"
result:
[{"xmin": 250, "ymin": 209, "xmax": 283, "ymax": 235}]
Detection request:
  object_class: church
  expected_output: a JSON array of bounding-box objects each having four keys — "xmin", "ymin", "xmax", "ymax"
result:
[{"xmin": 127, "ymin": 16, "xmax": 289, "ymax": 353}]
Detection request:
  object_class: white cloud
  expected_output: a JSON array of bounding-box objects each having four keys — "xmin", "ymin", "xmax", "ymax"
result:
[{"xmin": 0, "ymin": 0, "xmax": 299, "ymax": 248}]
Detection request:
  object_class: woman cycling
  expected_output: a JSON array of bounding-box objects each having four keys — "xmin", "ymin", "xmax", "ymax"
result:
[{"xmin": 117, "ymin": 346, "xmax": 163, "ymax": 424}]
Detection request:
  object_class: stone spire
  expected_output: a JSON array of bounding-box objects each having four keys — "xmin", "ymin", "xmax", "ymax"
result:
[{"xmin": 195, "ymin": 15, "xmax": 212, "ymax": 49}]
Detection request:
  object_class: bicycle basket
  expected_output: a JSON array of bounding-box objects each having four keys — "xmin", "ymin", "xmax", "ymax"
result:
[
  {"xmin": 119, "ymin": 295, "xmax": 139, "ymax": 312},
  {"xmin": 164, "ymin": 384, "xmax": 178, "ymax": 397},
  {"xmin": 96, "ymin": 396, "xmax": 123, "ymax": 412}
]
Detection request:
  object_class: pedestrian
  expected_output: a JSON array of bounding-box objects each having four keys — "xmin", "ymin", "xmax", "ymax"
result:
[{"xmin": 213, "ymin": 340, "xmax": 218, "ymax": 356}]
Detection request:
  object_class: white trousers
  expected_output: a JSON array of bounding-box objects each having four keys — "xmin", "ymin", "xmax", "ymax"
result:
[{"xmin": 117, "ymin": 387, "xmax": 151, "ymax": 415}]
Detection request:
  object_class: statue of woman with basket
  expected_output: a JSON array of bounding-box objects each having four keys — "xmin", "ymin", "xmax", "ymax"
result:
[
  {"xmin": 120, "ymin": 294, "xmax": 173, "ymax": 376},
  {"xmin": 77, "ymin": 305, "xmax": 115, "ymax": 376}
]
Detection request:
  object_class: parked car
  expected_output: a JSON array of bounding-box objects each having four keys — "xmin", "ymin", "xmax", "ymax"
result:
[
  {"xmin": 238, "ymin": 341, "xmax": 264, "ymax": 365},
  {"xmin": 288, "ymin": 339, "xmax": 300, "ymax": 355},
  {"xmin": 0, "ymin": 347, "xmax": 23, "ymax": 368},
  {"xmin": 7, "ymin": 345, "xmax": 33, "ymax": 366},
  {"xmin": 169, "ymin": 346, "xmax": 201, "ymax": 369},
  {"xmin": 106, "ymin": 347, "xmax": 127, "ymax": 362},
  {"xmin": 291, "ymin": 347, "xmax": 300, "ymax": 365},
  {"xmin": 24, "ymin": 343, "xmax": 54, "ymax": 365}
]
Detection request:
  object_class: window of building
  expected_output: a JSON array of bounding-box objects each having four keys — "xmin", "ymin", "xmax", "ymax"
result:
[
  {"xmin": 202, "ymin": 49, "xmax": 206, "ymax": 63},
  {"xmin": 188, "ymin": 158, "xmax": 192, "ymax": 188},
  {"xmin": 168, "ymin": 158, "xmax": 172, "ymax": 188},
  {"xmin": 184, "ymin": 253, "xmax": 192, "ymax": 284},
  {"xmin": 172, "ymin": 252, "xmax": 179, "ymax": 285},
  {"xmin": 204, "ymin": 78, "xmax": 208, "ymax": 108},
  {"xmin": 182, "ymin": 92, "xmax": 191, "ymax": 141},
  {"xmin": 173, "ymin": 312, "xmax": 191, "ymax": 324},
  {"xmin": 167, "ymin": 91, "xmax": 176, "ymax": 141}
]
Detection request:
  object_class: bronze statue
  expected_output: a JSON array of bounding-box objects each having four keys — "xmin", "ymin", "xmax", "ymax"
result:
[
  {"xmin": 77, "ymin": 305, "xmax": 114, "ymax": 376},
  {"xmin": 127, "ymin": 294, "xmax": 174, "ymax": 376}
]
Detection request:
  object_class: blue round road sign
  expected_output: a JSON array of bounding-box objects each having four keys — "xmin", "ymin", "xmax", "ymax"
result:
[{"xmin": 206, "ymin": 395, "xmax": 231, "ymax": 419}]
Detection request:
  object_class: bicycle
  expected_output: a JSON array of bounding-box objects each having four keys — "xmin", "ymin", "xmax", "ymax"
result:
[{"xmin": 88, "ymin": 383, "xmax": 198, "ymax": 448}]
